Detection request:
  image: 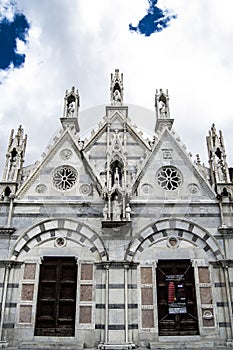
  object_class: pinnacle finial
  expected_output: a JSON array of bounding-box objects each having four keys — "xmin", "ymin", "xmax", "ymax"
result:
[{"xmin": 110, "ymin": 69, "xmax": 124, "ymax": 106}]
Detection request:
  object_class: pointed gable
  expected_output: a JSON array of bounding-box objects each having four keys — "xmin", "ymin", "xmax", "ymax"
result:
[
  {"xmin": 81, "ymin": 103, "xmax": 152, "ymax": 194},
  {"xmin": 17, "ymin": 128, "xmax": 101, "ymax": 200},
  {"xmin": 134, "ymin": 127, "xmax": 215, "ymax": 200}
]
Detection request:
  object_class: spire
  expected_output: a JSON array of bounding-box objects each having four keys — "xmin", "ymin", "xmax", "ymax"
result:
[
  {"xmin": 155, "ymin": 89, "xmax": 174, "ymax": 132},
  {"xmin": 1, "ymin": 125, "xmax": 27, "ymax": 198},
  {"xmin": 110, "ymin": 69, "xmax": 124, "ymax": 106},
  {"xmin": 60, "ymin": 86, "xmax": 80, "ymax": 132},
  {"xmin": 206, "ymin": 124, "xmax": 233, "ymax": 200},
  {"xmin": 206, "ymin": 124, "xmax": 230, "ymax": 185}
]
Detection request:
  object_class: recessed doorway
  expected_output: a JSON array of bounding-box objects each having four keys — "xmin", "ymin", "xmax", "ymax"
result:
[
  {"xmin": 156, "ymin": 259, "xmax": 199, "ymax": 336},
  {"xmin": 35, "ymin": 257, "xmax": 77, "ymax": 336}
]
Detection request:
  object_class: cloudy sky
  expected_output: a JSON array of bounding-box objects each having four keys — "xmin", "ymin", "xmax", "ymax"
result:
[{"xmin": 0, "ymin": 0, "xmax": 233, "ymax": 170}]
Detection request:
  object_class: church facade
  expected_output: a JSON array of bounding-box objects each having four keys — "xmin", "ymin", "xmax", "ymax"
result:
[{"xmin": 0, "ymin": 70, "xmax": 233, "ymax": 349}]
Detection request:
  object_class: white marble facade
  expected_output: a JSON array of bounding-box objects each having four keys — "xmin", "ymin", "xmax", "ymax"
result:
[{"xmin": 0, "ymin": 70, "xmax": 233, "ymax": 349}]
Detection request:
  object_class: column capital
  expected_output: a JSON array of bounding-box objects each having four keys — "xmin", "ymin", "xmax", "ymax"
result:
[
  {"xmin": 124, "ymin": 263, "xmax": 130, "ymax": 269},
  {"xmin": 104, "ymin": 263, "xmax": 110, "ymax": 270},
  {"xmin": 218, "ymin": 259, "xmax": 233, "ymax": 269}
]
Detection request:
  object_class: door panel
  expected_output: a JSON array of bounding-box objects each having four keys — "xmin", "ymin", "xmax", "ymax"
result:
[
  {"xmin": 156, "ymin": 260, "xmax": 199, "ymax": 336},
  {"xmin": 35, "ymin": 257, "xmax": 77, "ymax": 336}
]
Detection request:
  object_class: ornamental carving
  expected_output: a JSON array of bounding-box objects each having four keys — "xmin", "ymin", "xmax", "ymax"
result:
[
  {"xmin": 167, "ymin": 237, "xmax": 180, "ymax": 248},
  {"xmin": 60, "ymin": 149, "xmax": 73, "ymax": 160},
  {"xmin": 188, "ymin": 183, "xmax": 199, "ymax": 194},
  {"xmin": 79, "ymin": 183, "xmax": 92, "ymax": 196},
  {"xmin": 35, "ymin": 184, "xmax": 47, "ymax": 194},
  {"xmin": 162, "ymin": 149, "xmax": 173, "ymax": 159},
  {"xmin": 142, "ymin": 183, "xmax": 153, "ymax": 194},
  {"xmin": 55, "ymin": 237, "xmax": 66, "ymax": 247}
]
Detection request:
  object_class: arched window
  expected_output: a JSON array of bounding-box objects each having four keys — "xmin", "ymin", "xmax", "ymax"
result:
[{"xmin": 4, "ymin": 186, "xmax": 11, "ymax": 197}]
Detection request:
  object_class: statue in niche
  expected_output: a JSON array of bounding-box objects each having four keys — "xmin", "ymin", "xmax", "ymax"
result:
[
  {"xmin": 9, "ymin": 155, "xmax": 19, "ymax": 181},
  {"xmin": 113, "ymin": 89, "xmax": 121, "ymax": 104},
  {"xmin": 217, "ymin": 160, "xmax": 225, "ymax": 182},
  {"xmin": 68, "ymin": 101, "xmax": 75, "ymax": 116},
  {"xmin": 159, "ymin": 100, "xmax": 167, "ymax": 118},
  {"xmin": 1, "ymin": 191, "xmax": 5, "ymax": 201},
  {"xmin": 114, "ymin": 167, "xmax": 120, "ymax": 185},
  {"xmin": 112, "ymin": 196, "xmax": 121, "ymax": 221},
  {"xmin": 125, "ymin": 203, "xmax": 131, "ymax": 221},
  {"xmin": 103, "ymin": 204, "xmax": 108, "ymax": 220}
]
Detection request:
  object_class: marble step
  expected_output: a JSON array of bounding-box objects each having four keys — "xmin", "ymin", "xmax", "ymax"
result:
[
  {"xmin": 150, "ymin": 340, "xmax": 218, "ymax": 349},
  {"xmin": 18, "ymin": 342, "xmax": 84, "ymax": 350}
]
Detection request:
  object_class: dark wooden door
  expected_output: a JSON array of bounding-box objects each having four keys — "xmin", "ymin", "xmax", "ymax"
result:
[
  {"xmin": 156, "ymin": 260, "xmax": 199, "ymax": 336},
  {"xmin": 35, "ymin": 257, "xmax": 77, "ymax": 336}
]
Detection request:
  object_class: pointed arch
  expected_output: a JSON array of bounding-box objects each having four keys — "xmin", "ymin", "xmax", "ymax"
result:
[
  {"xmin": 159, "ymin": 93, "xmax": 167, "ymax": 105},
  {"xmin": 125, "ymin": 218, "xmax": 224, "ymax": 262},
  {"xmin": 4, "ymin": 186, "xmax": 11, "ymax": 197},
  {"xmin": 110, "ymin": 156, "xmax": 124, "ymax": 188},
  {"xmin": 113, "ymin": 82, "xmax": 121, "ymax": 93},
  {"xmin": 10, "ymin": 218, "xmax": 108, "ymax": 261},
  {"xmin": 110, "ymin": 154, "xmax": 124, "ymax": 166}
]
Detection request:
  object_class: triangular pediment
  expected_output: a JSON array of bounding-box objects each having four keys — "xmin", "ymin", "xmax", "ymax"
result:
[
  {"xmin": 17, "ymin": 129, "xmax": 102, "ymax": 199},
  {"xmin": 110, "ymin": 112, "xmax": 125, "ymax": 129},
  {"xmin": 133, "ymin": 128, "xmax": 215, "ymax": 200},
  {"xmin": 79, "ymin": 110, "xmax": 152, "ymax": 192}
]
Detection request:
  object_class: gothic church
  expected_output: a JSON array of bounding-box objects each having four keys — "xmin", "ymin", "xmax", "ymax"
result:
[{"xmin": 1, "ymin": 70, "xmax": 233, "ymax": 349}]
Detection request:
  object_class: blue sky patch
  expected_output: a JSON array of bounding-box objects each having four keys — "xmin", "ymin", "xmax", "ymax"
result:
[
  {"xmin": 0, "ymin": 2, "xmax": 30, "ymax": 71},
  {"xmin": 129, "ymin": 0, "xmax": 177, "ymax": 36}
]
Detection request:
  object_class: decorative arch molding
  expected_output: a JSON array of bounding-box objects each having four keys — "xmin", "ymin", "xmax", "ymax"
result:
[
  {"xmin": 11, "ymin": 218, "xmax": 108, "ymax": 261},
  {"xmin": 110, "ymin": 154, "xmax": 125, "ymax": 166},
  {"xmin": 125, "ymin": 218, "xmax": 224, "ymax": 262}
]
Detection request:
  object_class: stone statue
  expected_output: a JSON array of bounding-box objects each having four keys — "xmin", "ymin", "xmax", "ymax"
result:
[
  {"xmin": 68, "ymin": 101, "xmax": 75, "ymax": 116},
  {"xmin": 125, "ymin": 203, "xmax": 131, "ymax": 221},
  {"xmin": 9, "ymin": 156, "xmax": 18, "ymax": 181},
  {"xmin": 114, "ymin": 167, "xmax": 120, "ymax": 185},
  {"xmin": 103, "ymin": 204, "xmax": 108, "ymax": 220},
  {"xmin": 112, "ymin": 197, "xmax": 121, "ymax": 221},
  {"xmin": 217, "ymin": 160, "xmax": 225, "ymax": 182},
  {"xmin": 113, "ymin": 89, "xmax": 121, "ymax": 104},
  {"xmin": 159, "ymin": 100, "xmax": 167, "ymax": 118}
]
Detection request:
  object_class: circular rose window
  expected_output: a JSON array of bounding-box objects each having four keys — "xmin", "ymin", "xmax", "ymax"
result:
[
  {"xmin": 157, "ymin": 166, "xmax": 182, "ymax": 190},
  {"xmin": 53, "ymin": 166, "xmax": 77, "ymax": 191}
]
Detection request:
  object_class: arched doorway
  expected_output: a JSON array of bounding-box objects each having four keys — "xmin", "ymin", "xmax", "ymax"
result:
[{"xmin": 125, "ymin": 218, "xmax": 223, "ymax": 338}]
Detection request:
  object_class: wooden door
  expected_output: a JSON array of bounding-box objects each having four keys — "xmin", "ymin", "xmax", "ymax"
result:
[
  {"xmin": 156, "ymin": 260, "xmax": 199, "ymax": 336},
  {"xmin": 35, "ymin": 257, "xmax": 77, "ymax": 336}
]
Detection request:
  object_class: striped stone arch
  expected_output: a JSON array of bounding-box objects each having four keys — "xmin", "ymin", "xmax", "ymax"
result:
[
  {"xmin": 11, "ymin": 218, "xmax": 108, "ymax": 261},
  {"xmin": 125, "ymin": 218, "xmax": 224, "ymax": 262}
]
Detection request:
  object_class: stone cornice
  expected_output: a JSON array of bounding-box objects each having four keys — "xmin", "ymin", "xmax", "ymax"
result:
[
  {"xmin": 214, "ymin": 259, "xmax": 233, "ymax": 268},
  {"xmin": 95, "ymin": 261, "xmax": 139, "ymax": 269},
  {"xmin": 0, "ymin": 227, "xmax": 16, "ymax": 235},
  {"xmin": 0, "ymin": 259, "xmax": 23, "ymax": 267},
  {"xmin": 218, "ymin": 226, "xmax": 233, "ymax": 235}
]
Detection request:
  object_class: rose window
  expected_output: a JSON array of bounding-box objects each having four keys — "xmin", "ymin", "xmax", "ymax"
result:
[
  {"xmin": 157, "ymin": 166, "xmax": 182, "ymax": 190},
  {"xmin": 53, "ymin": 166, "xmax": 77, "ymax": 191}
]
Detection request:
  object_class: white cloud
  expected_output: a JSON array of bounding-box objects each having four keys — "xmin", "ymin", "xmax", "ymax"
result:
[
  {"xmin": 0, "ymin": 0, "xmax": 16, "ymax": 21},
  {"xmin": 0, "ymin": 0, "xmax": 233, "ymax": 172}
]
